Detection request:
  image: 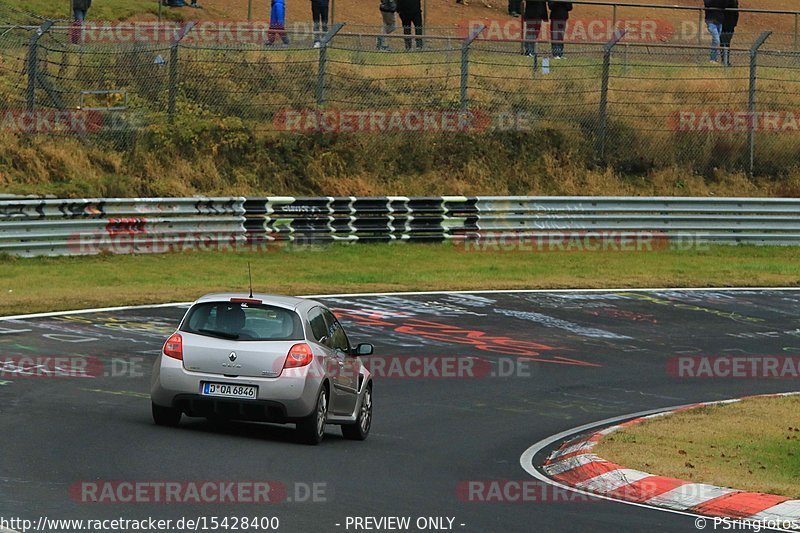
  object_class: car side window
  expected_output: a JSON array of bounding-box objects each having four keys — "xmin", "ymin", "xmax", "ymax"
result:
[
  {"xmin": 322, "ymin": 309, "xmax": 350, "ymax": 353},
  {"xmin": 309, "ymin": 307, "xmax": 329, "ymax": 344}
]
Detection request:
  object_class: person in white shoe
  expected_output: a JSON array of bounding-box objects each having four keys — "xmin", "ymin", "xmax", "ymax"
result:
[
  {"xmin": 311, "ymin": 0, "xmax": 329, "ymax": 46},
  {"xmin": 378, "ymin": 0, "xmax": 397, "ymax": 50}
]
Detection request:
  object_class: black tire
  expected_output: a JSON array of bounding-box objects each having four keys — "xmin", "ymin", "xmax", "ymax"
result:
[
  {"xmin": 342, "ymin": 385, "xmax": 372, "ymax": 441},
  {"xmin": 297, "ymin": 387, "xmax": 328, "ymax": 445},
  {"xmin": 152, "ymin": 402, "xmax": 181, "ymax": 427}
]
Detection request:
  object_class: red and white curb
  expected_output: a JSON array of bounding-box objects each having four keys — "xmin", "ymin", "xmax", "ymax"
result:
[{"xmin": 521, "ymin": 392, "xmax": 800, "ymax": 531}]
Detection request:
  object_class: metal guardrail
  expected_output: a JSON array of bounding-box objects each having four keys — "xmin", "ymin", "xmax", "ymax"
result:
[
  {"xmin": 2, "ymin": 196, "xmax": 800, "ymax": 257},
  {"xmin": 0, "ymin": 197, "xmax": 246, "ymax": 256}
]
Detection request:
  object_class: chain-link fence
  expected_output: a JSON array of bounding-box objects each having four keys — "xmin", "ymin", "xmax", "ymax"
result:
[{"xmin": 2, "ymin": 10, "xmax": 800, "ymax": 178}]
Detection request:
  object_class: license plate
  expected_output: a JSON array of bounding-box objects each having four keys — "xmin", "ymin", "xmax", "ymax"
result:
[{"xmin": 201, "ymin": 382, "xmax": 258, "ymax": 399}]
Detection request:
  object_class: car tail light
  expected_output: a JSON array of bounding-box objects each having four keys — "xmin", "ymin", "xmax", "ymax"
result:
[
  {"xmin": 284, "ymin": 343, "xmax": 313, "ymax": 368},
  {"xmin": 163, "ymin": 333, "xmax": 183, "ymax": 360}
]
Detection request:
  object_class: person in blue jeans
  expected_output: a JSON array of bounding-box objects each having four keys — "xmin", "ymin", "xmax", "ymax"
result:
[
  {"xmin": 704, "ymin": 0, "xmax": 726, "ymax": 62},
  {"xmin": 72, "ymin": 0, "xmax": 91, "ymax": 20},
  {"xmin": 267, "ymin": 0, "xmax": 290, "ymax": 45},
  {"xmin": 70, "ymin": 0, "xmax": 91, "ymax": 44}
]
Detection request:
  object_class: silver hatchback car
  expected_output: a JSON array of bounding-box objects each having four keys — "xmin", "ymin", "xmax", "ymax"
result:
[{"xmin": 150, "ymin": 293, "xmax": 374, "ymax": 444}]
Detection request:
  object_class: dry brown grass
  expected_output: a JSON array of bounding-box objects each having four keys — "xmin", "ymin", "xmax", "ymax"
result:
[{"xmin": 595, "ymin": 395, "xmax": 800, "ymax": 498}]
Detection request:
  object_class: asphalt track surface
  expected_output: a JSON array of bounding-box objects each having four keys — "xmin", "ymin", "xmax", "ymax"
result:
[{"xmin": 1, "ymin": 290, "xmax": 799, "ymax": 533}]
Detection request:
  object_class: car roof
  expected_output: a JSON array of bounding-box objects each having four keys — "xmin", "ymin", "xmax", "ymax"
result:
[{"xmin": 194, "ymin": 293, "xmax": 321, "ymax": 312}]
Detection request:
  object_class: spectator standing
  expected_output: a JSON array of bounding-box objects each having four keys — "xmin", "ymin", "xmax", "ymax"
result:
[
  {"xmin": 548, "ymin": 1, "xmax": 572, "ymax": 58},
  {"xmin": 523, "ymin": 0, "xmax": 548, "ymax": 56},
  {"xmin": 311, "ymin": 0, "xmax": 330, "ymax": 47},
  {"xmin": 704, "ymin": 0, "xmax": 726, "ymax": 63},
  {"xmin": 377, "ymin": 0, "xmax": 397, "ymax": 51},
  {"xmin": 508, "ymin": 0, "xmax": 521, "ymax": 17},
  {"xmin": 267, "ymin": 0, "xmax": 290, "ymax": 46},
  {"xmin": 72, "ymin": 0, "xmax": 91, "ymax": 20},
  {"xmin": 70, "ymin": 0, "xmax": 91, "ymax": 44},
  {"xmin": 720, "ymin": 0, "xmax": 739, "ymax": 66},
  {"xmin": 397, "ymin": 0, "xmax": 423, "ymax": 51}
]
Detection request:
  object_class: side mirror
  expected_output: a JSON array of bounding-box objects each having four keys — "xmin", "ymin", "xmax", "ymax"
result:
[{"xmin": 354, "ymin": 343, "xmax": 373, "ymax": 356}]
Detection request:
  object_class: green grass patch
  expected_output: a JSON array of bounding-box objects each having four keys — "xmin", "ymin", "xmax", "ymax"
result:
[
  {"xmin": 0, "ymin": 243, "xmax": 798, "ymax": 315},
  {"xmin": 4, "ymin": 0, "xmax": 169, "ymax": 22},
  {"xmin": 595, "ymin": 396, "xmax": 800, "ymax": 498}
]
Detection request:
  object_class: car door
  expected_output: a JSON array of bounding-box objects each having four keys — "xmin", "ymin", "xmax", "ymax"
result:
[{"xmin": 322, "ymin": 308, "xmax": 358, "ymax": 415}]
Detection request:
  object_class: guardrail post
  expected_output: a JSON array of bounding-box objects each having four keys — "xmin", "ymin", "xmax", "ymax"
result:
[
  {"xmin": 26, "ymin": 20, "xmax": 54, "ymax": 112},
  {"xmin": 168, "ymin": 22, "xmax": 196, "ymax": 123},
  {"xmin": 460, "ymin": 24, "xmax": 484, "ymax": 112},
  {"xmin": 748, "ymin": 31, "xmax": 772, "ymax": 177},
  {"xmin": 598, "ymin": 30, "xmax": 626, "ymax": 161},
  {"xmin": 316, "ymin": 23, "xmax": 345, "ymax": 107}
]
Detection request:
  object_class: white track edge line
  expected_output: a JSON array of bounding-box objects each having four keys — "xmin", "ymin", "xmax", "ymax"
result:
[
  {"xmin": 3, "ymin": 286, "xmax": 799, "ymax": 321},
  {"xmin": 520, "ymin": 395, "xmax": 800, "ymax": 533}
]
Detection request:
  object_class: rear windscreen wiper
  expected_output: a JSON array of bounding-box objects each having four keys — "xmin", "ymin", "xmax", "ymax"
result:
[{"xmin": 197, "ymin": 328, "xmax": 240, "ymax": 340}]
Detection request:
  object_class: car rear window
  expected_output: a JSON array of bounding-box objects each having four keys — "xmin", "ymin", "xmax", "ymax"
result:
[{"xmin": 181, "ymin": 301, "xmax": 303, "ymax": 341}]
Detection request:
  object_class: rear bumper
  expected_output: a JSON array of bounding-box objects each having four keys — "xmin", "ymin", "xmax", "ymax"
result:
[
  {"xmin": 172, "ymin": 394, "xmax": 293, "ymax": 422},
  {"xmin": 151, "ymin": 354, "xmax": 323, "ymax": 419}
]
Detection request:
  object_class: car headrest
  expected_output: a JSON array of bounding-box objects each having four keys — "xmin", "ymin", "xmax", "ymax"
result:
[
  {"xmin": 221, "ymin": 306, "xmax": 246, "ymax": 332},
  {"xmin": 280, "ymin": 312, "xmax": 294, "ymax": 337}
]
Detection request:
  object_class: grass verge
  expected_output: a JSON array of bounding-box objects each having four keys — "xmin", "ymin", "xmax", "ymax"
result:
[
  {"xmin": 0, "ymin": 243, "xmax": 798, "ymax": 316},
  {"xmin": 594, "ymin": 395, "xmax": 800, "ymax": 498}
]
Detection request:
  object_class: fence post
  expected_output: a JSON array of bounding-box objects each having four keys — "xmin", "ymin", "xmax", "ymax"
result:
[
  {"xmin": 598, "ymin": 30, "xmax": 626, "ymax": 161},
  {"xmin": 26, "ymin": 20, "xmax": 54, "ymax": 113},
  {"xmin": 460, "ymin": 24, "xmax": 484, "ymax": 112},
  {"xmin": 316, "ymin": 23, "xmax": 345, "ymax": 107},
  {"xmin": 748, "ymin": 31, "xmax": 772, "ymax": 177},
  {"xmin": 697, "ymin": 9, "xmax": 703, "ymax": 45},
  {"xmin": 167, "ymin": 21, "xmax": 196, "ymax": 123}
]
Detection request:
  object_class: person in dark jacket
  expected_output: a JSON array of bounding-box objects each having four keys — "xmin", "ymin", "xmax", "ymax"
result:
[
  {"xmin": 72, "ymin": 0, "xmax": 91, "ymax": 20},
  {"xmin": 720, "ymin": 0, "xmax": 739, "ymax": 66},
  {"xmin": 522, "ymin": 0, "xmax": 548, "ymax": 56},
  {"xmin": 311, "ymin": 0, "xmax": 330, "ymax": 47},
  {"xmin": 397, "ymin": 0, "xmax": 423, "ymax": 51},
  {"xmin": 704, "ymin": 0, "xmax": 726, "ymax": 62},
  {"xmin": 548, "ymin": 1, "xmax": 572, "ymax": 58},
  {"xmin": 508, "ymin": 0, "xmax": 521, "ymax": 17},
  {"xmin": 377, "ymin": 0, "xmax": 397, "ymax": 50}
]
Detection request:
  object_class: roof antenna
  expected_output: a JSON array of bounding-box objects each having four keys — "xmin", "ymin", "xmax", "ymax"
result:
[{"xmin": 248, "ymin": 262, "xmax": 254, "ymax": 298}]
